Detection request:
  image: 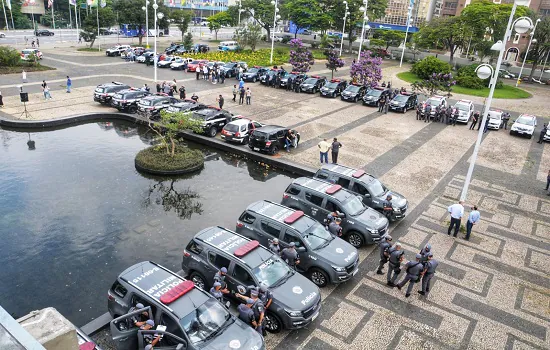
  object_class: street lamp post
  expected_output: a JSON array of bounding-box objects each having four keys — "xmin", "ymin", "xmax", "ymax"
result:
[
  {"xmin": 400, "ymin": 0, "xmax": 414, "ymax": 67},
  {"xmin": 339, "ymin": 1, "xmax": 349, "ymax": 56},
  {"xmin": 153, "ymin": 0, "xmax": 162, "ymax": 83},
  {"xmin": 142, "ymin": 1, "xmax": 150, "ymax": 47},
  {"xmin": 357, "ymin": 0, "xmax": 368, "ymax": 61},
  {"xmin": 270, "ymin": 0, "xmax": 280, "ymax": 65},
  {"xmin": 539, "ymin": 50, "xmax": 550, "ymax": 80},
  {"xmin": 237, "ymin": 0, "xmax": 242, "ymax": 25},
  {"xmin": 460, "ymin": 0, "xmax": 532, "ymax": 202},
  {"xmin": 516, "ymin": 18, "xmax": 541, "ymax": 86}
]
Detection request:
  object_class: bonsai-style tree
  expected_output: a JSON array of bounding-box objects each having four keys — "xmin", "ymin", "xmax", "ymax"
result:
[
  {"xmin": 411, "ymin": 72, "xmax": 457, "ymax": 96},
  {"xmin": 350, "ymin": 50, "xmax": 382, "ymax": 88},
  {"xmin": 289, "ymin": 38, "xmax": 314, "ymax": 72},
  {"xmin": 148, "ymin": 110, "xmax": 204, "ymax": 157},
  {"xmin": 324, "ymin": 49, "xmax": 345, "ymax": 79}
]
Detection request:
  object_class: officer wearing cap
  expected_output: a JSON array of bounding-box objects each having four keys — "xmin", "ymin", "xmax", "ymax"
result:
[
  {"xmin": 419, "ymin": 252, "xmax": 438, "ymax": 296},
  {"xmin": 281, "ymin": 242, "xmax": 300, "ymax": 269},
  {"xmin": 209, "ymin": 282, "xmax": 228, "ymax": 303},
  {"xmin": 258, "ymin": 283, "xmax": 273, "ymax": 310},
  {"xmin": 376, "ymin": 235, "xmax": 393, "ymax": 275},
  {"xmin": 328, "ymin": 217, "xmax": 343, "ymax": 237},
  {"xmin": 237, "ymin": 299, "xmax": 258, "ymax": 329},
  {"xmin": 213, "ymin": 267, "xmax": 228, "ymax": 288},
  {"xmin": 382, "ymin": 195, "xmax": 393, "ymax": 220},
  {"xmin": 236, "ymin": 288, "xmax": 265, "ymax": 334},
  {"xmin": 130, "ymin": 302, "xmax": 150, "ymax": 326},
  {"xmin": 269, "ymin": 238, "xmax": 281, "ymax": 255},
  {"xmin": 396, "ymin": 253, "xmax": 425, "ymax": 298},
  {"xmin": 387, "ymin": 243, "xmax": 404, "ymax": 287},
  {"xmin": 419, "ymin": 243, "xmax": 432, "ymax": 263}
]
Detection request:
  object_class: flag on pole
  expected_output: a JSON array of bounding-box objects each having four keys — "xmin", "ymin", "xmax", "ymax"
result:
[
  {"xmin": 6, "ymin": 0, "xmax": 11, "ymax": 10},
  {"xmin": 169, "ymin": 0, "xmax": 174, "ymax": 6},
  {"xmin": 69, "ymin": 0, "xmax": 76, "ymax": 6},
  {"xmin": 100, "ymin": 0, "xmax": 106, "ymax": 7},
  {"xmin": 87, "ymin": 0, "xmax": 97, "ymax": 7},
  {"xmin": 48, "ymin": 0, "xmax": 54, "ymax": 8}
]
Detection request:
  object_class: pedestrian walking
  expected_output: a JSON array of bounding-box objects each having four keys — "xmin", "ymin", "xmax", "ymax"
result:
[
  {"xmin": 36, "ymin": 38, "xmax": 39, "ymax": 47},
  {"xmin": 232, "ymin": 85, "xmax": 237, "ymax": 102},
  {"xmin": 418, "ymin": 252, "xmax": 438, "ymax": 296},
  {"xmin": 376, "ymin": 235, "xmax": 393, "ymax": 274},
  {"xmin": 238, "ymin": 87, "xmax": 245, "ymax": 105},
  {"xmin": 537, "ymin": 123, "xmax": 547, "ymax": 144},
  {"xmin": 318, "ymin": 138, "xmax": 331, "ymax": 164},
  {"xmin": 465, "ymin": 205, "xmax": 480, "ymax": 241},
  {"xmin": 217, "ymin": 94, "xmax": 224, "ymax": 109},
  {"xmin": 0, "ymin": 90, "xmax": 4, "ymax": 108},
  {"xmin": 156, "ymin": 83, "xmax": 161, "ymax": 93},
  {"xmin": 470, "ymin": 111, "xmax": 480, "ymax": 130},
  {"xmin": 387, "ymin": 243, "xmax": 404, "ymax": 287},
  {"xmin": 66, "ymin": 76, "xmax": 72, "ymax": 93},
  {"xmin": 22, "ymin": 70, "xmax": 27, "ymax": 84},
  {"xmin": 545, "ymin": 170, "xmax": 550, "ymax": 191},
  {"xmin": 378, "ymin": 95, "xmax": 385, "ymax": 112},
  {"xmin": 447, "ymin": 200, "xmax": 464, "ymax": 237},
  {"xmin": 245, "ymin": 88, "xmax": 251, "ymax": 105},
  {"xmin": 396, "ymin": 254, "xmax": 424, "ymax": 298},
  {"xmin": 31, "ymin": 40, "xmax": 35, "ymax": 48},
  {"xmin": 179, "ymin": 85, "xmax": 186, "ymax": 99},
  {"xmin": 501, "ymin": 112, "xmax": 510, "ymax": 130},
  {"xmin": 43, "ymin": 85, "xmax": 52, "ymax": 100},
  {"xmin": 424, "ymin": 104, "xmax": 432, "ymax": 123},
  {"xmin": 237, "ymin": 66, "xmax": 244, "ymax": 80},
  {"xmin": 331, "ymin": 138, "xmax": 342, "ymax": 164}
]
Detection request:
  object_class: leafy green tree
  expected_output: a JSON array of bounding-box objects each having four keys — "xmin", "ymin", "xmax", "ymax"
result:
[
  {"xmin": 283, "ymin": 0, "xmax": 322, "ymax": 38},
  {"xmin": 233, "ymin": 23, "xmax": 264, "ymax": 51},
  {"xmin": 0, "ymin": 47, "xmax": 22, "ymax": 67},
  {"xmin": 226, "ymin": 5, "xmax": 249, "ymax": 26},
  {"xmin": 319, "ymin": 34, "xmax": 334, "ymax": 49},
  {"xmin": 171, "ymin": 9, "xmax": 192, "ymax": 42},
  {"xmin": 207, "ymin": 11, "xmax": 232, "ymax": 40},
  {"xmin": 460, "ymin": 0, "xmax": 530, "ymax": 45},
  {"xmin": 183, "ymin": 32, "xmax": 194, "ymax": 49},
  {"xmin": 369, "ymin": 38, "xmax": 385, "ymax": 49},
  {"xmin": 375, "ymin": 29, "xmax": 405, "ymax": 50},
  {"xmin": 113, "ymin": 0, "xmax": 170, "ymax": 46},
  {"xmin": 415, "ymin": 16, "xmax": 467, "ymax": 64},
  {"xmin": 240, "ymin": 0, "xmax": 276, "ymax": 42},
  {"xmin": 80, "ymin": 7, "xmax": 116, "ymax": 47},
  {"xmin": 411, "ymin": 73, "xmax": 456, "ymax": 96},
  {"xmin": 411, "ymin": 56, "xmax": 452, "ymax": 79},
  {"xmin": 526, "ymin": 16, "xmax": 550, "ymax": 80}
]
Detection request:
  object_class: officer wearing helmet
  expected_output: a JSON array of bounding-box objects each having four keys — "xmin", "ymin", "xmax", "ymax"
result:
[
  {"xmin": 419, "ymin": 252, "xmax": 439, "ymax": 296},
  {"xmin": 396, "ymin": 253, "xmax": 425, "ymax": 298},
  {"xmin": 376, "ymin": 235, "xmax": 393, "ymax": 274},
  {"xmin": 419, "ymin": 243, "xmax": 432, "ymax": 263},
  {"xmin": 213, "ymin": 267, "xmax": 228, "ymax": 288},
  {"xmin": 269, "ymin": 238, "xmax": 281, "ymax": 255}
]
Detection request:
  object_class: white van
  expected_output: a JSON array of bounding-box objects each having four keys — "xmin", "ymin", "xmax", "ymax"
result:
[{"xmin": 218, "ymin": 41, "xmax": 239, "ymax": 52}]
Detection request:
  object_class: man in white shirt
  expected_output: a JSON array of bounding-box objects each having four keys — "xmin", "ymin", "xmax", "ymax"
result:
[
  {"xmin": 318, "ymin": 138, "xmax": 331, "ymax": 164},
  {"xmin": 447, "ymin": 200, "xmax": 464, "ymax": 237}
]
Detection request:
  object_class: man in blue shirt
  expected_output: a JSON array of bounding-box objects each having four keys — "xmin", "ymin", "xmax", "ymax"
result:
[{"xmin": 465, "ymin": 206, "xmax": 480, "ymax": 241}]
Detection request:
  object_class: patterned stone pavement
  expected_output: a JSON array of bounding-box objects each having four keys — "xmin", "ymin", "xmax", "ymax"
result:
[{"xmin": 2, "ymin": 51, "xmax": 550, "ymax": 349}]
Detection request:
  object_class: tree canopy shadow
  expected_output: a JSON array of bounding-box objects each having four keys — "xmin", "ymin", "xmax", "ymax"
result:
[{"xmin": 143, "ymin": 179, "xmax": 203, "ymax": 220}]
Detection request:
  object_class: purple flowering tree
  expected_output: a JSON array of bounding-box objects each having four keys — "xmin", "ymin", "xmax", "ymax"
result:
[
  {"xmin": 411, "ymin": 72, "xmax": 457, "ymax": 96},
  {"xmin": 324, "ymin": 49, "xmax": 345, "ymax": 79},
  {"xmin": 349, "ymin": 51, "xmax": 382, "ymax": 88},
  {"xmin": 289, "ymin": 38, "xmax": 314, "ymax": 73}
]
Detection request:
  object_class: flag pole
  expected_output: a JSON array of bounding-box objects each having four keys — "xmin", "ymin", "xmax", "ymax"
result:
[
  {"xmin": 74, "ymin": 2, "xmax": 79, "ymax": 41},
  {"xmin": 96, "ymin": 4, "xmax": 100, "ymax": 51},
  {"xmin": 51, "ymin": 1, "xmax": 56, "ymax": 39},
  {"xmin": 69, "ymin": 0, "xmax": 73, "ymax": 33},
  {"xmin": 1, "ymin": 0, "xmax": 9, "ymax": 32},
  {"xmin": 7, "ymin": 0, "xmax": 14, "ymax": 30}
]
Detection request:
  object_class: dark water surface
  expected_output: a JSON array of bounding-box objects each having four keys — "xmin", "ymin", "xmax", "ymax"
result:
[{"xmin": 0, "ymin": 121, "xmax": 294, "ymax": 326}]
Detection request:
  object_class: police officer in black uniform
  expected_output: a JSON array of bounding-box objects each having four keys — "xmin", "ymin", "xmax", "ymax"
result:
[
  {"xmin": 501, "ymin": 112, "xmax": 510, "ymax": 130},
  {"xmin": 328, "ymin": 217, "xmax": 343, "ymax": 237},
  {"xmin": 376, "ymin": 235, "xmax": 393, "ymax": 275},
  {"xmin": 396, "ymin": 253, "xmax": 425, "ymax": 297},
  {"xmin": 268, "ymin": 238, "xmax": 281, "ymax": 255},
  {"xmin": 387, "ymin": 243, "xmax": 404, "ymax": 287},
  {"xmin": 281, "ymin": 242, "xmax": 300, "ymax": 270},
  {"xmin": 416, "ymin": 102, "xmax": 422, "ymax": 120},
  {"xmin": 538, "ymin": 123, "xmax": 548, "ymax": 144},
  {"xmin": 382, "ymin": 194, "xmax": 394, "ymax": 221},
  {"xmin": 237, "ymin": 299, "xmax": 257, "ymax": 329},
  {"xmin": 287, "ymin": 76, "xmax": 294, "ymax": 91},
  {"xmin": 419, "ymin": 252, "xmax": 438, "ymax": 296},
  {"xmin": 470, "ymin": 111, "xmax": 480, "ymax": 130}
]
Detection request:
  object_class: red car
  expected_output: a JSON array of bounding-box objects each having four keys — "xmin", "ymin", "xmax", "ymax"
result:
[{"xmin": 187, "ymin": 59, "xmax": 208, "ymax": 72}]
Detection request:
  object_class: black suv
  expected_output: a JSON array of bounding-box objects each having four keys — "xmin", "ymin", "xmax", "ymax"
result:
[
  {"xmin": 320, "ymin": 79, "xmax": 348, "ymax": 98},
  {"xmin": 314, "ymin": 164, "xmax": 408, "ymax": 221},
  {"xmin": 94, "ymin": 82, "xmax": 131, "ymax": 104},
  {"xmin": 165, "ymin": 44, "xmax": 183, "ymax": 54},
  {"xmin": 137, "ymin": 94, "xmax": 180, "ymax": 119},
  {"xmin": 248, "ymin": 125, "xmax": 300, "ymax": 155},
  {"xmin": 300, "ymin": 76, "xmax": 327, "ymax": 93},
  {"xmin": 191, "ymin": 107, "xmax": 233, "ymax": 137},
  {"xmin": 220, "ymin": 62, "xmax": 246, "ymax": 77},
  {"xmin": 165, "ymin": 99, "xmax": 206, "ymax": 114},
  {"xmin": 181, "ymin": 226, "xmax": 322, "ymax": 333},
  {"xmin": 260, "ymin": 69, "xmax": 283, "ymax": 85},
  {"xmin": 362, "ymin": 87, "xmax": 389, "ymax": 107},
  {"xmin": 111, "ymin": 88, "xmax": 150, "ymax": 113},
  {"xmin": 280, "ymin": 72, "xmax": 308, "ymax": 88},
  {"xmin": 388, "ymin": 92, "xmax": 418, "ymax": 113},
  {"xmin": 340, "ymin": 84, "xmax": 367, "ymax": 102},
  {"xmin": 35, "ymin": 29, "xmax": 54, "ymax": 36},
  {"xmin": 242, "ymin": 66, "xmax": 269, "ymax": 82}
]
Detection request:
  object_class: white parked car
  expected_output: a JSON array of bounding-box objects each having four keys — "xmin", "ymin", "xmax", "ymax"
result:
[
  {"xmin": 170, "ymin": 57, "xmax": 193, "ymax": 70},
  {"xmin": 422, "ymin": 95, "xmax": 447, "ymax": 118},
  {"xmin": 21, "ymin": 49, "xmax": 42, "ymax": 60},
  {"xmin": 220, "ymin": 117, "xmax": 263, "ymax": 144},
  {"xmin": 106, "ymin": 45, "xmax": 131, "ymax": 56},
  {"xmin": 273, "ymin": 35, "xmax": 283, "ymax": 42},
  {"xmin": 157, "ymin": 55, "xmax": 177, "ymax": 68},
  {"xmin": 510, "ymin": 114, "xmax": 537, "ymax": 138},
  {"xmin": 453, "ymin": 99, "xmax": 474, "ymax": 123},
  {"xmin": 543, "ymin": 126, "xmax": 550, "ymax": 142},
  {"xmin": 487, "ymin": 110, "xmax": 503, "ymax": 130},
  {"xmin": 200, "ymin": 21, "xmax": 209, "ymax": 26}
]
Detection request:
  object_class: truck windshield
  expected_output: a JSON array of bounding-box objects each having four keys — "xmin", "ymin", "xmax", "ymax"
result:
[
  {"xmin": 304, "ymin": 223, "xmax": 333, "ymax": 250},
  {"xmin": 180, "ymin": 298, "xmax": 232, "ymax": 345},
  {"xmin": 252, "ymin": 258, "xmax": 291, "ymax": 287}
]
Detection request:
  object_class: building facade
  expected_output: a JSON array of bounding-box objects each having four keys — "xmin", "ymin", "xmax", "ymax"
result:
[{"xmin": 372, "ymin": 0, "xmax": 437, "ymax": 31}]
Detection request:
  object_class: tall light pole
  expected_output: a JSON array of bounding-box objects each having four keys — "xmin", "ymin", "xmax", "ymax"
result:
[
  {"xmin": 270, "ymin": 0, "xmax": 281, "ymax": 65},
  {"xmin": 153, "ymin": 0, "xmax": 160, "ymax": 83},
  {"xmin": 539, "ymin": 50, "xmax": 550, "ymax": 80},
  {"xmin": 516, "ymin": 18, "xmax": 541, "ymax": 86},
  {"xmin": 357, "ymin": 0, "xmax": 368, "ymax": 61},
  {"xmin": 400, "ymin": 0, "xmax": 414, "ymax": 67},
  {"xmin": 460, "ymin": 0, "xmax": 532, "ymax": 202},
  {"xmin": 237, "ymin": 0, "xmax": 242, "ymax": 25},
  {"xmin": 339, "ymin": 1, "xmax": 349, "ymax": 56},
  {"xmin": 142, "ymin": 1, "xmax": 150, "ymax": 47}
]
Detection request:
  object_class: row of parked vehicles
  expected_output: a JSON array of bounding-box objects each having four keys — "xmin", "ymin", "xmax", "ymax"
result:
[{"xmin": 106, "ymin": 163, "xmax": 407, "ymax": 349}]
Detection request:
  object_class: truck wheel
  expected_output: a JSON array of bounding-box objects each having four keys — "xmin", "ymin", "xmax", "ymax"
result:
[
  {"xmin": 208, "ymin": 126, "xmax": 217, "ymax": 137},
  {"xmin": 347, "ymin": 231, "xmax": 364, "ymax": 248},
  {"xmin": 253, "ymin": 77, "xmax": 257, "ymax": 83},
  {"xmin": 270, "ymin": 145, "xmax": 279, "ymax": 155},
  {"xmin": 264, "ymin": 312, "xmax": 283, "ymax": 334},
  {"xmin": 128, "ymin": 105, "xmax": 138, "ymax": 113},
  {"xmin": 189, "ymin": 272, "xmax": 207, "ymax": 290},
  {"xmin": 310, "ymin": 268, "xmax": 329, "ymax": 287}
]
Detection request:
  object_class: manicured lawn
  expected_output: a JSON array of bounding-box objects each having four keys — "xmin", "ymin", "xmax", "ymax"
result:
[
  {"xmin": 0, "ymin": 63, "xmax": 55, "ymax": 74},
  {"xmin": 77, "ymin": 47, "xmax": 104, "ymax": 52},
  {"xmin": 396, "ymin": 71, "xmax": 531, "ymax": 99}
]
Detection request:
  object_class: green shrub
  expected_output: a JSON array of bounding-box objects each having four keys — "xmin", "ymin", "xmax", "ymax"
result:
[
  {"xmin": 281, "ymin": 36, "xmax": 291, "ymax": 44},
  {"xmin": 0, "ymin": 47, "xmax": 22, "ymax": 67},
  {"xmin": 411, "ymin": 56, "xmax": 452, "ymax": 80},
  {"xmin": 310, "ymin": 42, "xmax": 320, "ymax": 49},
  {"xmin": 456, "ymin": 76, "xmax": 484, "ymax": 89},
  {"xmin": 135, "ymin": 146, "xmax": 204, "ymax": 172}
]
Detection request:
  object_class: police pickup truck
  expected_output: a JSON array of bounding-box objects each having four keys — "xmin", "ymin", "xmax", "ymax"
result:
[{"xmin": 108, "ymin": 261, "xmax": 264, "ymax": 350}]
